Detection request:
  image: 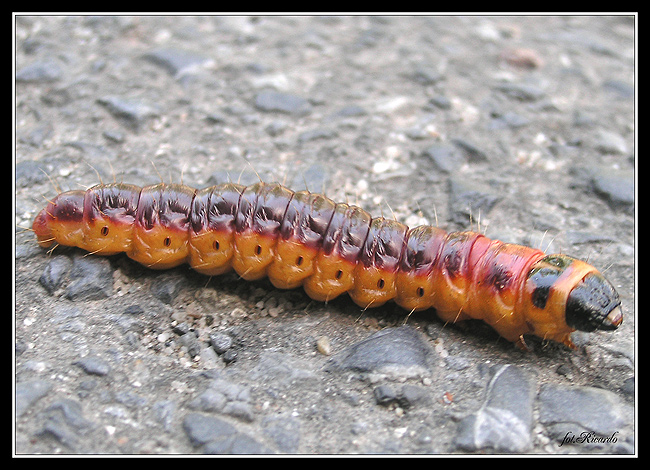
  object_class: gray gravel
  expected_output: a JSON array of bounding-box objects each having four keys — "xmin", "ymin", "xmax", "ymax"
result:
[{"xmin": 15, "ymin": 15, "xmax": 635, "ymax": 455}]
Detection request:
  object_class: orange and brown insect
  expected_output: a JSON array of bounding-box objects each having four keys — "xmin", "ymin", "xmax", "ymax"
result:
[{"xmin": 32, "ymin": 181, "xmax": 622, "ymax": 349}]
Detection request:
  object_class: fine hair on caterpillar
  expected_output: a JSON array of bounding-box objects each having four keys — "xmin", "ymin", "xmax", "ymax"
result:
[{"xmin": 32, "ymin": 178, "xmax": 623, "ymax": 350}]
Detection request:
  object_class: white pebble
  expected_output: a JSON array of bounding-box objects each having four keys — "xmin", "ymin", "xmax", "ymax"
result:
[{"xmin": 316, "ymin": 336, "xmax": 332, "ymax": 356}]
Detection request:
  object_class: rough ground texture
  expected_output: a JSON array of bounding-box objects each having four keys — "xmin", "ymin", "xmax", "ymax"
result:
[{"xmin": 15, "ymin": 16, "xmax": 635, "ymax": 454}]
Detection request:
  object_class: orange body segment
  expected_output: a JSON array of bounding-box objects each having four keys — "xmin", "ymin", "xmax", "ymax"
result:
[
  {"xmin": 267, "ymin": 239, "xmax": 319, "ymax": 290},
  {"xmin": 394, "ymin": 270, "xmax": 436, "ymax": 312},
  {"xmin": 189, "ymin": 229, "xmax": 236, "ymax": 276},
  {"xmin": 349, "ymin": 265, "xmax": 398, "ymax": 309},
  {"xmin": 303, "ymin": 254, "xmax": 356, "ymax": 302},
  {"xmin": 81, "ymin": 215, "xmax": 134, "ymax": 256},
  {"xmin": 231, "ymin": 230, "xmax": 277, "ymax": 281},
  {"xmin": 128, "ymin": 224, "xmax": 189, "ymax": 270}
]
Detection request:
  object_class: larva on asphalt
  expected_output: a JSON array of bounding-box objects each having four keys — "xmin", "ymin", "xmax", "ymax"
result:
[{"xmin": 32, "ymin": 180, "xmax": 623, "ymax": 349}]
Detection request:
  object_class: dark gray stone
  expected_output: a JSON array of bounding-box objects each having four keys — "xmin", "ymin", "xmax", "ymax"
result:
[
  {"xmin": 594, "ymin": 129, "xmax": 629, "ymax": 154},
  {"xmin": 44, "ymin": 399, "xmax": 95, "ymax": 430},
  {"xmin": 73, "ymin": 356, "xmax": 111, "ymax": 376},
  {"xmin": 451, "ymin": 138, "xmax": 489, "ymax": 163},
  {"xmin": 97, "ymin": 96, "xmax": 161, "ymax": 129},
  {"xmin": 264, "ymin": 120, "xmax": 287, "ymax": 136},
  {"xmin": 16, "ymin": 380, "xmax": 52, "ymax": 417},
  {"xmin": 495, "ymin": 82, "xmax": 546, "ymax": 101},
  {"xmin": 222, "ymin": 349, "xmax": 238, "ymax": 364},
  {"xmin": 203, "ymin": 433, "xmax": 273, "ymax": 454},
  {"xmin": 374, "ymin": 383, "xmax": 429, "ymax": 409},
  {"xmin": 331, "ymin": 104, "xmax": 367, "ymax": 118},
  {"xmin": 65, "ymin": 255, "xmax": 113, "ymax": 300},
  {"xmin": 602, "ymin": 79, "xmax": 635, "ymax": 99},
  {"xmin": 454, "ymin": 365, "xmax": 535, "ymax": 452},
  {"xmin": 589, "ymin": 167, "xmax": 634, "ymax": 210},
  {"xmin": 326, "ymin": 326, "xmax": 433, "ymax": 380},
  {"xmin": 179, "ymin": 333, "xmax": 203, "ymax": 358},
  {"xmin": 408, "ymin": 65, "xmax": 443, "ymax": 85},
  {"xmin": 188, "ymin": 378, "xmax": 254, "ymax": 422},
  {"xmin": 565, "ymin": 230, "xmax": 618, "ymax": 245},
  {"xmin": 250, "ymin": 351, "xmax": 316, "ymax": 384},
  {"xmin": 261, "ymin": 414, "xmax": 301, "ymax": 453},
  {"xmin": 297, "ymin": 127, "xmax": 338, "ymax": 142},
  {"xmin": 114, "ymin": 391, "xmax": 147, "ymax": 409},
  {"xmin": 150, "ymin": 273, "xmax": 186, "ymax": 305},
  {"xmin": 16, "ymin": 61, "xmax": 62, "ymax": 83},
  {"xmin": 428, "ymin": 95, "xmax": 452, "ymax": 110},
  {"xmin": 209, "ymin": 332, "xmax": 233, "ymax": 354},
  {"xmin": 254, "ymin": 91, "xmax": 312, "ymax": 115},
  {"xmin": 182, "ymin": 412, "xmax": 238, "ymax": 447},
  {"xmin": 538, "ymin": 384, "xmax": 630, "ymax": 441},
  {"xmin": 489, "ymin": 111, "xmax": 530, "ymax": 129},
  {"xmin": 152, "ymin": 400, "xmax": 176, "ymax": 431},
  {"xmin": 142, "ymin": 48, "xmax": 211, "ymax": 77},
  {"xmin": 422, "ymin": 143, "xmax": 464, "ymax": 173},
  {"xmin": 36, "ymin": 399, "xmax": 95, "ymax": 450},
  {"xmin": 373, "ymin": 384, "xmax": 399, "ymax": 406},
  {"xmin": 39, "ymin": 256, "xmax": 72, "ymax": 294}
]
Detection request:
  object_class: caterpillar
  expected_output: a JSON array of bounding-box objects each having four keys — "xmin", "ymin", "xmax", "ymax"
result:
[{"xmin": 32, "ymin": 180, "xmax": 622, "ymax": 349}]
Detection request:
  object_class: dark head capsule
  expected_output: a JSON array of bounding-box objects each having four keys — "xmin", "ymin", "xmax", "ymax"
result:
[{"xmin": 566, "ymin": 273, "xmax": 623, "ymax": 332}]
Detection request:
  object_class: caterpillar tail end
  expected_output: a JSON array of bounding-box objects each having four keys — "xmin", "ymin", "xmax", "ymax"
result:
[{"xmin": 32, "ymin": 209, "xmax": 55, "ymax": 248}]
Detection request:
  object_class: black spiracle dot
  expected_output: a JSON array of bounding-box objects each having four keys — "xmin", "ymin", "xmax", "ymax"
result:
[
  {"xmin": 164, "ymin": 236, "xmax": 172, "ymax": 247},
  {"xmin": 255, "ymin": 245, "xmax": 262, "ymax": 255},
  {"xmin": 417, "ymin": 287, "xmax": 425, "ymax": 297},
  {"xmin": 213, "ymin": 240, "xmax": 220, "ymax": 251},
  {"xmin": 101, "ymin": 226, "xmax": 109, "ymax": 236},
  {"xmin": 377, "ymin": 278, "xmax": 385, "ymax": 289},
  {"xmin": 296, "ymin": 255, "xmax": 304, "ymax": 266},
  {"xmin": 335, "ymin": 270, "xmax": 343, "ymax": 280}
]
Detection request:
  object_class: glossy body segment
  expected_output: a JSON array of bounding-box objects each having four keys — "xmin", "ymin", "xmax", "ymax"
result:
[
  {"xmin": 268, "ymin": 191, "xmax": 337, "ymax": 290},
  {"xmin": 231, "ymin": 183, "xmax": 294, "ymax": 281},
  {"xmin": 129, "ymin": 183, "xmax": 196, "ymax": 269},
  {"xmin": 82, "ymin": 183, "xmax": 140, "ymax": 256},
  {"xmin": 465, "ymin": 236, "xmax": 547, "ymax": 343},
  {"xmin": 189, "ymin": 183, "xmax": 244, "ymax": 275},
  {"xmin": 304, "ymin": 204, "xmax": 371, "ymax": 302},
  {"xmin": 395, "ymin": 225, "xmax": 448, "ymax": 312},
  {"xmin": 427, "ymin": 231, "xmax": 480, "ymax": 322},
  {"xmin": 349, "ymin": 218, "xmax": 408, "ymax": 308},
  {"xmin": 32, "ymin": 180, "xmax": 622, "ymax": 348}
]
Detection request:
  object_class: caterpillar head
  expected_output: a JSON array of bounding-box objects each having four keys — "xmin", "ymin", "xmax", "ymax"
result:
[
  {"xmin": 527, "ymin": 255, "xmax": 623, "ymax": 334},
  {"xmin": 565, "ymin": 271, "xmax": 623, "ymax": 332}
]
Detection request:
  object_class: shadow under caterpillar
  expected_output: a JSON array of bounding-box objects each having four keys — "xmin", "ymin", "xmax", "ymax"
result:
[{"xmin": 32, "ymin": 180, "xmax": 623, "ymax": 349}]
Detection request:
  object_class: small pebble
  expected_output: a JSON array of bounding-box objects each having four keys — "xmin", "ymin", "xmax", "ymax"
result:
[
  {"xmin": 316, "ymin": 336, "xmax": 332, "ymax": 356},
  {"xmin": 73, "ymin": 356, "xmax": 111, "ymax": 376},
  {"xmin": 210, "ymin": 332, "xmax": 233, "ymax": 354}
]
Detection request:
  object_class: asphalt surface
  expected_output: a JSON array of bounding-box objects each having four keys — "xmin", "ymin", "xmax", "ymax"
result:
[{"xmin": 15, "ymin": 15, "xmax": 635, "ymax": 455}]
